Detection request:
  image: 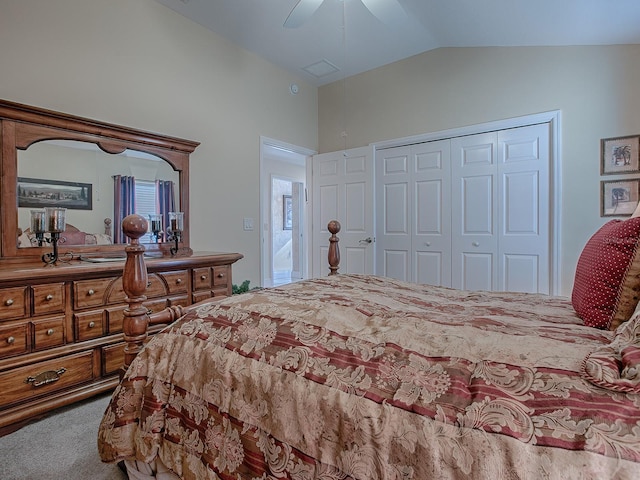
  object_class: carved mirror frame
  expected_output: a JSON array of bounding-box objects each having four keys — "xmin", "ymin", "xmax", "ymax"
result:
[{"xmin": 0, "ymin": 99, "xmax": 198, "ymax": 260}]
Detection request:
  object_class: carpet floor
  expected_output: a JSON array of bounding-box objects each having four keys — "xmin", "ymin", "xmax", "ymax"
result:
[{"xmin": 0, "ymin": 392, "xmax": 127, "ymax": 480}]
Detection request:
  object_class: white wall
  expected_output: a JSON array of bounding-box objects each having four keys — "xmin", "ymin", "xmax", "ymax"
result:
[
  {"xmin": 318, "ymin": 46, "xmax": 640, "ymax": 295},
  {"xmin": 0, "ymin": 0, "xmax": 318, "ymax": 287}
]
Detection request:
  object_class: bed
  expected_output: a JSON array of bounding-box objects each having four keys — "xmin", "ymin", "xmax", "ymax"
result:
[{"xmin": 98, "ymin": 216, "xmax": 640, "ymax": 479}]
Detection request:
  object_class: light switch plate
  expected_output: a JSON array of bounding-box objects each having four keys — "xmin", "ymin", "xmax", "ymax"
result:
[{"xmin": 243, "ymin": 217, "xmax": 254, "ymax": 231}]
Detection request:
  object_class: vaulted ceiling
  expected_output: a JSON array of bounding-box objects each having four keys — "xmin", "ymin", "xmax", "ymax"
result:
[{"xmin": 153, "ymin": 0, "xmax": 640, "ymax": 86}]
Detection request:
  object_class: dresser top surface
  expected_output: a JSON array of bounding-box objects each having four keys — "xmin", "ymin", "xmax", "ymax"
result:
[{"xmin": 0, "ymin": 251, "xmax": 243, "ymax": 285}]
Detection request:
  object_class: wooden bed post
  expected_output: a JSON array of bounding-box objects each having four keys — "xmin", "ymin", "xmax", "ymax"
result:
[
  {"xmin": 120, "ymin": 214, "xmax": 150, "ymax": 378},
  {"xmin": 120, "ymin": 214, "xmax": 187, "ymax": 376},
  {"xmin": 328, "ymin": 220, "xmax": 341, "ymax": 275}
]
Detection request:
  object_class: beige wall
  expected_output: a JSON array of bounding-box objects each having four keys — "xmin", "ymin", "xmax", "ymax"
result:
[
  {"xmin": 0, "ymin": 0, "xmax": 318, "ymax": 286},
  {"xmin": 319, "ymin": 46, "xmax": 640, "ymax": 295}
]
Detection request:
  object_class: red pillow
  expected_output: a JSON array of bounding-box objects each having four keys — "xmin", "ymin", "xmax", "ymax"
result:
[
  {"xmin": 572, "ymin": 217, "xmax": 640, "ymax": 329},
  {"xmin": 59, "ymin": 231, "xmax": 87, "ymax": 246}
]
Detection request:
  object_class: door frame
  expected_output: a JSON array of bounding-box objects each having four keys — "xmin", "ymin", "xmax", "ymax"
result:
[
  {"xmin": 373, "ymin": 110, "xmax": 562, "ymax": 294},
  {"xmin": 259, "ymin": 136, "xmax": 315, "ymax": 287}
]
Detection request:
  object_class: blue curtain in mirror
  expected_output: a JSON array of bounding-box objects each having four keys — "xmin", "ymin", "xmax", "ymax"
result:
[
  {"xmin": 113, "ymin": 175, "xmax": 135, "ymax": 243},
  {"xmin": 156, "ymin": 180, "xmax": 175, "ymax": 242}
]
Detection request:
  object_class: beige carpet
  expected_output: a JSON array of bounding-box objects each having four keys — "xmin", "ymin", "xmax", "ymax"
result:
[{"xmin": 0, "ymin": 392, "xmax": 126, "ymax": 480}]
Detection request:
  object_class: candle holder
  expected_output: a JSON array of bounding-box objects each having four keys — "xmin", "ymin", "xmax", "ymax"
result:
[
  {"xmin": 148, "ymin": 214, "xmax": 163, "ymax": 243},
  {"xmin": 41, "ymin": 207, "xmax": 67, "ymax": 265},
  {"xmin": 30, "ymin": 210, "xmax": 46, "ymax": 247},
  {"xmin": 167, "ymin": 211, "xmax": 184, "ymax": 256}
]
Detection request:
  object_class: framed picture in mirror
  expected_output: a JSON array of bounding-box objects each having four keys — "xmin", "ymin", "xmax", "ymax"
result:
[
  {"xmin": 283, "ymin": 195, "xmax": 292, "ymax": 230},
  {"xmin": 18, "ymin": 177, "xmax": 92, "ymax": 210}
]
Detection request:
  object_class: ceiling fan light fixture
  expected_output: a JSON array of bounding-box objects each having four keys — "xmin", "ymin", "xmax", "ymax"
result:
[
  {"xmin": 360, "ymin": 0, "xmax": 406, "ymax": 26},
  {"xmin": 284, "ymin": 0, "xmax": 406, "ymax": 28},
  {"xmin": 284, "ymin": 0, "xmax": 324, "ymax": 28}
]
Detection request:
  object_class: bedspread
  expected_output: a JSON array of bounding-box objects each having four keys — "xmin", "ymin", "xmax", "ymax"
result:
[{"xmin": 98, "ymin": 274, "xmax": 640, "ymax": 479}]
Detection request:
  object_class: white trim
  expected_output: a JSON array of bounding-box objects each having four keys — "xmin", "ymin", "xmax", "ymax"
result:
[{"xmin": 371, "ymin": 110, "xmax": 562, "ymax": 295}]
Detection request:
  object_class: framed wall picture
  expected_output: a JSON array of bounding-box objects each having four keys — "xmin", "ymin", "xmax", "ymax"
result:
[
  {"xmin": 283, "ymin": 195, "xmax": 292, "ymax": 230},
  {"xmin": 601, "ymin": 179, "xmax": 640, "ymax": 216},
  {"xmin": 17, "ymin": 177, "xmax": 93, "ymax": 210},
  {"xmin": 601, "ymin": 135, "xmax": 640, "ymax": 174}
]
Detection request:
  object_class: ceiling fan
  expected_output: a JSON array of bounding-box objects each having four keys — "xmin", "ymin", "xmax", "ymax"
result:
[{"xmin": 284, "ymin": 0, "xmax": 406, "ymax": 28}]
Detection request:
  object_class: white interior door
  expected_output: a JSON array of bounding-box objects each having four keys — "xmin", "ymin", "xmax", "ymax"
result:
[{"xmin": 311, "ymin": 146, "xmax": 374, "ymax": 277}]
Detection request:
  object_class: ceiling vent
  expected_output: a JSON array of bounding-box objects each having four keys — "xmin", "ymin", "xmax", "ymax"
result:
[{"xmin": 302, "ymin": 59, "xmax": 340, "ymax": 78}]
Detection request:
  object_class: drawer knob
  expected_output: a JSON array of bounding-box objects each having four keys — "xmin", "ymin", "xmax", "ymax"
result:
[
  {"xmin": 45, "ymin": 294, "xmax": 54, "ymax": 301},
  {"xmin": 201, "ymin": 275, "xmax": 207, "ymax": 280},
  {"xmin": 176, "ymin": 278, "xmax": 182, "ymax": 284},
  {"xmin": 88, "ymin": 321, "xmax": 96, "ymax": 328},
  {"xmin": 5, "ymin": 298, "xmax": 14, "ymax": 306},
  {"xmin": 87, "ymin": 289, "xmax": 95, "ymax": 296},
  {"xmin": 25, "ymin": 368, "xmax": 66, "ymax": 388},
  {"xmin": 217, "ymin": 273, "xmax": 224, "ymax": 278},
  {"xmin": 6, "ymin": 336, "xmax": 15, "ymax": 345},
  {"xmin": 46, "ymin": 328, "xmax": 55, "ymax": 336}
]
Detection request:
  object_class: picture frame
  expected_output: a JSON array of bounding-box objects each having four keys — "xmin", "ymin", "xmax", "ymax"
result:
[
  {"xmin": 601, "ymin": 135, "xmax": 640, "ymax": 175},
  {"xmin": 601, "ymin": 178, "xmax": 640, "ymax": 217},
  {"xmin": 17, "ymin": 177, "xmax": 93, "ymax": 210},
  {"xmin": 283, "ymin": 195, "xmax": 292, "ymax": 230}
]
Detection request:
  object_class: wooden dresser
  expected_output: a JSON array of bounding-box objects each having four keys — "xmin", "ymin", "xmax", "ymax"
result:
[{"xmin": 0, "ymin": 251, "xmax": 242, "ymax": 434}]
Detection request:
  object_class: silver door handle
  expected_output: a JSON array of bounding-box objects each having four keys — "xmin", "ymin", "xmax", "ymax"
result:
[{"xmin": 359, "ymin": 237, "xmax": 373, "ymax": 244}]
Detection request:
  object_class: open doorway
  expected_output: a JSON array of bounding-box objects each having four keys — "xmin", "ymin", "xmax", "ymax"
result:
[
  {"xmin": 271, "ymin": 177, "xmax": 304, "ymax": 286},
  {"xmin": 260, "ymin": 138, "xmax": 314, "ymax": 287}
]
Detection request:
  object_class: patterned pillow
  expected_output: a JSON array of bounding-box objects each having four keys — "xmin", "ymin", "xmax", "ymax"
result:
[{"xmin": 572, "ymin": 217, "xmax": 640, "ymax": 329}]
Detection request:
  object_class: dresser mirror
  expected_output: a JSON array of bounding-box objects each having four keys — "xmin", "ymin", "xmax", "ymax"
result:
[{"xmin": 0, "ymin": 99, "xmax": 198, "ymax": 261}]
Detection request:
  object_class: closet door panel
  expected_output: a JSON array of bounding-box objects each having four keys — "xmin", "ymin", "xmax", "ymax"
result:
[
  {"xmin": 451, "ymin": 133, "xmax": 498, "ymax": 290},
  {"xmin": 498, "ymin": 123, "xmax": 550, "ymax": 293},
  {"xmin": 376, "ymin": 147, "xmax": 412, "ymax": 281},
  {"xmin": 413, "ymin": 140, "xmax": 451, "ymax": 286}
]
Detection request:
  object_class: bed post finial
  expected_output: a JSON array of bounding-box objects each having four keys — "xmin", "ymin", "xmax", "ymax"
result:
[
  {"xmin": 328, "ymin": 220, "xmax": 341, "ymax": 276},
  {"xmin": 120, "ymin": 214, "xmax": 149, "ymax": 378}
]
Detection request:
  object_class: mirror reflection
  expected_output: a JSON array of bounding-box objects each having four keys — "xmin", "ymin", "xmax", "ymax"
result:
[{"xmin": 17, "ymin": 140, "xmax": 179, "ymax": 247}]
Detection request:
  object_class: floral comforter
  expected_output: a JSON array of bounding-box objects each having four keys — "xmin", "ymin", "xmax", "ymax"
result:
[{"xmin": 98, "ymin": 274, "xmax": 640, "ymax": 480}]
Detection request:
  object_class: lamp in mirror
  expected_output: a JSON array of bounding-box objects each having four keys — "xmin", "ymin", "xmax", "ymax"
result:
[
  {"xmin": 167, "ymin": 211, "xmax": 184, "ymax": 256},
  {"xmin": 30, "ymin": 210, "xmax": 46, "ymax": 246},
  {"xmin": 148, "ymin": 214, "xmax": 163, "ymax": 243}
]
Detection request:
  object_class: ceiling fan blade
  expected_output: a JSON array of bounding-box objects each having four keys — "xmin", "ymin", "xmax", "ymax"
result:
[
  {"xmin": 361, "ymin": 0, "xmax": 407, "ymax": 26},
  {"xmin": 284, "ymin": 0, "xmax": 324, "ymax": 28}
]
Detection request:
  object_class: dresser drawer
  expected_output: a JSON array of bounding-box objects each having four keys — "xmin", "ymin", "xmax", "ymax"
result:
[
  {"xmin": 106, "ymin": 305, "xmax": 126, "ymax": 334},
  {"xmin": 102, "ymin": 343, "xmax": 124, "ymax": 376},
  {"xmin": 32, "ymin": 283, "xmax": 65, "ymax": 316},
  {"xmin": 32, "ymin": 316, "xmax": 65, "ymax": 350},
  {"xmin": 168, "ymin": 295, "xmax": 189, "ymax": 308},
  {"xmin": 74, "ymin": 278, "xmax": 113, "ymax": 309},
  {"xmin": 212, "ymin": 266, "xmax": 230, "ymax": 288},
  {"xmin": 0, "ymin": 287, "xmax": 28, "ymax": 321},
  {"xmin": 159, "ymin": 270, "xmax": 188, "ymax": 295},
  {"xmin": 0, "ymin": 350, "xmax": 94, "ymax": 408},
  {"xmin": 0, "ymin": 323, "xmax": 29, "ymax": 359},
  {"xmin": 74, "ymin": 311, "xmax": 105, "ymax": 342},
  {"xmin": 192, "ymin": 290, "xmax": 212, "ymax": 304},
  {"xmin": 193, "ymin": 268, "xmax": 211, "ymax": 291}
]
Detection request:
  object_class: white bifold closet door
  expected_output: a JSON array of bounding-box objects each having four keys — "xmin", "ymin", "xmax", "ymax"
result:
[{"xmin": 376, "ymin": 123, "xmax": 550, "ymax": 294}]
